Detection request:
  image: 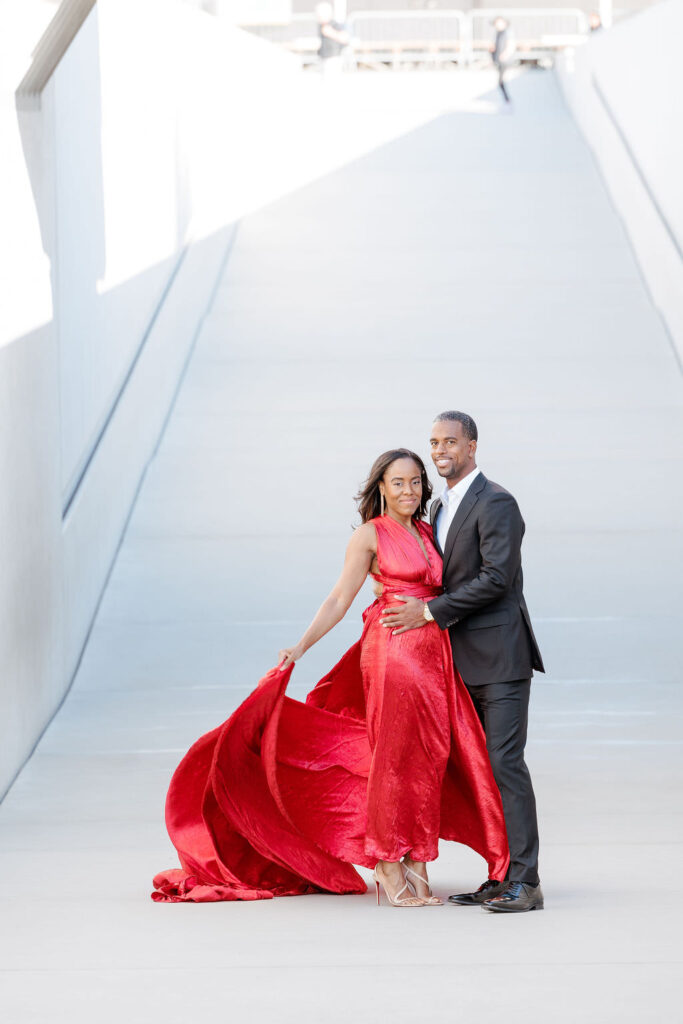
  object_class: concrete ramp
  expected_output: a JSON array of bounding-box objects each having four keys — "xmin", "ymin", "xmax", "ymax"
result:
[{"xmin": 1, "ymin": 70, "xmax": 681, "ymax": 1022}]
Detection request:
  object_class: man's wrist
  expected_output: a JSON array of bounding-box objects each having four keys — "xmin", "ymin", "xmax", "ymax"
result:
[{"xmin": 423, "ymin": 601, "xmax": 434, "ymax": 622}]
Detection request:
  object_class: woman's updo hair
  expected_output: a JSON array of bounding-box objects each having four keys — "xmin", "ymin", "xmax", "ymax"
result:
[{"xmin": 355, "ymin": 449, "xmax": 432, "ymax": 524}]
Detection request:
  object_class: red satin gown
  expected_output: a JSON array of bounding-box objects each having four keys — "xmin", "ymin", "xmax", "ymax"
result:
[{"xmin": 152, "ymin": 515, "xmax": 509, "ymax": 902}]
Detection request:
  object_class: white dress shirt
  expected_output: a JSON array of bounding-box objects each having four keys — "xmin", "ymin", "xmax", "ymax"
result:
[{"xmin": 435, "ymin": 467, "xmax": 481, "ymax": 552}]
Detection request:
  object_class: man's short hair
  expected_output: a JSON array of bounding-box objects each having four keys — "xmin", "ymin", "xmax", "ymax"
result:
[{"xmin": 433, "ymin": 410, "xmax": 478, "ymax": 442}]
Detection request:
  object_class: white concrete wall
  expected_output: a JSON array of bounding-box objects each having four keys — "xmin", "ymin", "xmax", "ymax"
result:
[
  {"xmin": 556, "ymin": 0, "xmax": 683, "ymax": 361},
  {"xmin": 0, "ymin": 0, "xmax": 304, "ymax": 798},
  {"xmin": 49, "ymin": 0, "xmax": 299, "ymax": 503},
  {"xmin": 0, "ymin": 1, "xmax": 61, "ymax": 804}
]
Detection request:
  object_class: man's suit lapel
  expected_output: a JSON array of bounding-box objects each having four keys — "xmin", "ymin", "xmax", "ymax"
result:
[
  {"xmin": 442, "ymin": 473, "xmax": 487, "ymax": 571},
  {"xmin": 429, "ymin": 498, "xmax": 443, "ymax": 556}
]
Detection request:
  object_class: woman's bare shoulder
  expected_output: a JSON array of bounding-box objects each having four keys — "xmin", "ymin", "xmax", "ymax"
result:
[{"xmin": 349, "ymin": 521, "xmax": 378, "ymax": 551}]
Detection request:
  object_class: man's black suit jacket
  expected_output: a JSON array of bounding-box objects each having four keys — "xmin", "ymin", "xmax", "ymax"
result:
[{"xmin": 427, "ymin": 472, "xmax": 544, "ymax": 687}]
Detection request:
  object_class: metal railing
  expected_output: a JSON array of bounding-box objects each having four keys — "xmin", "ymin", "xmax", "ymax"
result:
[
  {"xmin": 244, "ymin": 8, "xmax": 590, "ymax": 67},
  {"xmin": 351, "ymin": 11, "xmax": 466, "ymax": 65},
  {"xmin": 246, "ymin": 14, "xmax": 322, "ymax": 61}
]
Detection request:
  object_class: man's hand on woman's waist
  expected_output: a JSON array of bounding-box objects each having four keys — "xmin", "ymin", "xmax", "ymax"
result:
[{"xmin": 379, "ymin": 596, "xmax": 430, "ymax": 635}]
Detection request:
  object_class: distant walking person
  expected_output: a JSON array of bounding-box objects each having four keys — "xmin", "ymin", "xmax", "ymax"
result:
[
  {"xmin": 491, "ymin": 17, "xmax": 515, "ymax": 104},
  {"xmin": 315, "ymin": 1, "xmax": 349, "ymax": 77}
]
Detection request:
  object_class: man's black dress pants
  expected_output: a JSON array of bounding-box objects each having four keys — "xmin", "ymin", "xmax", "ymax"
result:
[{"xmin": 466, "ymin": 678, "xmax": 540, "ymax": 885}]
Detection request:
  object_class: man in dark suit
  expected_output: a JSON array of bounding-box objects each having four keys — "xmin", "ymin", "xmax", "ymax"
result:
[{"xmin": 379, "ymin": 410, "xmax": 544, "ymax": 912}]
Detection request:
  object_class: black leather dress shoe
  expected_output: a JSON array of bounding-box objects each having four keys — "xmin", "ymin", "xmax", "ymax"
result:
[
  {"xmin": 482, "ymin": 881, "xmax": 544, "ymax": 912},
  {"xmin": 448, "ymin": 880, "xmax": 507, "ymax": 906}
]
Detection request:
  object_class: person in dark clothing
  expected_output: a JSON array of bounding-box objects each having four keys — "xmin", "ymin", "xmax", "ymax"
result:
[
  {"xmin": 491, "ymin": 17, "xmax": 515, "ymax": 104},
  {"xmin": 316, "ymin": 1, "xmax": 349, "ymax": 73}
]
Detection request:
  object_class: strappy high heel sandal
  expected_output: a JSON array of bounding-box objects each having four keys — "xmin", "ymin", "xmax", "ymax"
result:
[
  {"xmin": 373, "ymin": 866, "xmax": 424, "ymax": 907},
  {"xmin": 403, "ymin": 865, "xmax": 443, "ymax": 906}
]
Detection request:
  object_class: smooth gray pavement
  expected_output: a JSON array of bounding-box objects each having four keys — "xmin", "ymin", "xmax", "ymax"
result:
[{"xmin": 1, "ymin": 70, "xmax": 681, "ymax": 1022}]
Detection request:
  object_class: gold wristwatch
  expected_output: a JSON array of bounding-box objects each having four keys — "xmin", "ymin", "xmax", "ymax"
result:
[{"xmin": 423, "ymin": 602, "xmax": 434, "ymax": 622}]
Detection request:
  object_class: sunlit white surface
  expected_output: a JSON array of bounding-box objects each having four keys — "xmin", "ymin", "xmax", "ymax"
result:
[
  {"xmin": 0, "ymin": 0, "xmax": 55, "ymax": 347},
  {"xmin": 557, "ymin": 0, "xmax": 683, "ymax": 358},
  {"xmin": 1, "ymin": 62, "xmax": 681, "ymax": 1022}
]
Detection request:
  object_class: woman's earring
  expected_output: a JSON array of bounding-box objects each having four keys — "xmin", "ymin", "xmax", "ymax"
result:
[{"xmin": 380, "ymin": 491, "xmax": 385, "ymax": 516}]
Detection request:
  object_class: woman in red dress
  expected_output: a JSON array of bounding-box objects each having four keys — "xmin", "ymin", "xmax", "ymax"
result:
[{"xmin": 152, "ymin": 450, "xmax": 509, "ymax": 907}]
